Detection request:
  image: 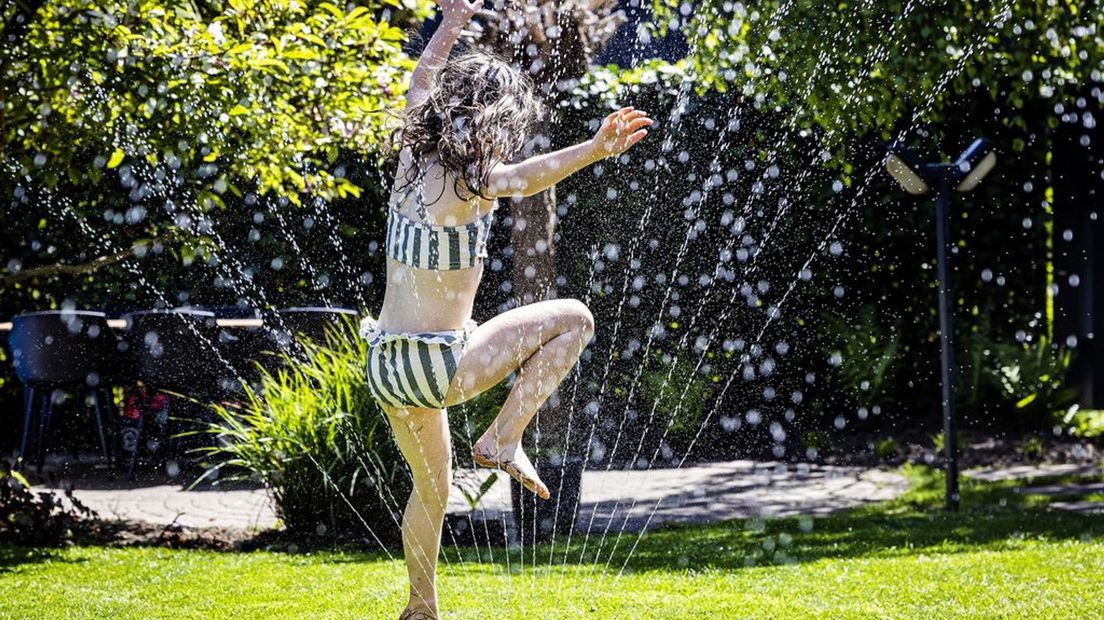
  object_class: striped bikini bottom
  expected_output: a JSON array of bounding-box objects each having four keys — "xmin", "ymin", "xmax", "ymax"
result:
[{"xmin": 358, "ymin": 315, "xmax": 477, "ymax": 409}]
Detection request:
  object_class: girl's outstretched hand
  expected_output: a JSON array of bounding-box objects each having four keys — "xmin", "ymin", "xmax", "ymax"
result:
[
  {"xmin": 435, "ymin": 0, "xmax": 483, "ymax": 21},
  {"xmin": 591, "ymin": 106, "xmax": 653, "ymax": 158}
]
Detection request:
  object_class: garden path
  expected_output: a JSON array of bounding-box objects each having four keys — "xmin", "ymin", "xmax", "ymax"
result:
[{"xmin": 30, "ymin": 457, "xmax": 909, "ymax": 533}]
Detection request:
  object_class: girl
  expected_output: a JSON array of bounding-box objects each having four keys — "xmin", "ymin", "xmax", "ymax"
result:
[{"xmin": 359, "ymin": 0, "xmax": 652, "ymax": 617}]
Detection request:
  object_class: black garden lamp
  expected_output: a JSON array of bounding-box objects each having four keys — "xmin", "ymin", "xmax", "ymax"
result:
[{"xmin": 885, "ymin": 137, "xmax": 998, "ymax": 512}]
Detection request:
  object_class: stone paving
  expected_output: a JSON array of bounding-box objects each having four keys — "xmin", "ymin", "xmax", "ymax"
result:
[
  {"xmin": 965, "ymin": 462, "xmax": 1104, "ymax": 514},
  {"xmin": 963, "ymin": 462, "xmax": 1103, "ymax": 482},
  {"xmin": 30, "ymin": 456, "xmax": 909, "ymax": 534}
]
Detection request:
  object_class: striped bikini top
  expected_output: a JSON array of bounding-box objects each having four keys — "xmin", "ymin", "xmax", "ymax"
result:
[{"xmin": 385, "ymin": 164, "xmax": 494, "ymax": 271}]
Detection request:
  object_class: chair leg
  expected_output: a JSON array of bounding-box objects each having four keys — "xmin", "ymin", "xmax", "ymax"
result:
[
  {"xmin": 101, "ymin": 388, "xmax": 120, "ymax": 467},
  {"xmin": 89, "ymin": 388, "xmax": 111, "ymax": 465}
]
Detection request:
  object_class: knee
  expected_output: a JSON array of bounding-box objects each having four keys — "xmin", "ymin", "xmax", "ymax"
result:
[{"xmin": 560, "ymin": 298, "xmax": 595, "ymax": 339}]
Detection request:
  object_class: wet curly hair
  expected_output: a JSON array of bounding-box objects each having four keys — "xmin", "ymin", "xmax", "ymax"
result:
[{"xmin": 392, "ymin": 46, "xmax": 545, "ymax": 202}]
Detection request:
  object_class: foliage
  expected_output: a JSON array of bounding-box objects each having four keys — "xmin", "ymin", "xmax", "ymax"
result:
[
  {"xmin": 823, "ymin": 306, "xmax": 901, "ymax": 406},
  {"xmin": 931, "ymin": 430, "xmax": 968, "ymax": 455},
  {"xmin": 194, "ymin": 315, "xmax": 410, "ymax": 546},
  {"xmin": 0, "ymin": 458, "xmax": 98, "ymax": 546},
  {"xmin": 638, "ymin": 352, "xmax": 714, "ymax": 457},
  {"xmin": 0, "ymin": 0, "xmax": 428, "ymax": 307},
  {"xmin": 874, "ymin": 437, "xmax": 900, "ymax": 460},
  {"xmin": 1057, "ymin": 405, "xmax": 1104, "ymax": 438},
  {"xmin": 1019, "ymin": 435, "xmax": 1046, "ymax": 462},
  {"xmin": 560, "ymin": 58, "xmax": 692, "ymax": 110},
  {"xmin": 452, "ymin": 470, "xmax": 498, "ymax": 512},
  {"xmin": 3, "ymin": 0, "xmax": 427, "ymax": 203},
  {"xmin": 987, "ymin": 334, "xmax": 1076, "ymax": 415},
  {"xmin": 649, "ymin": 0, "xmax": 1104, "ymax": 159}
]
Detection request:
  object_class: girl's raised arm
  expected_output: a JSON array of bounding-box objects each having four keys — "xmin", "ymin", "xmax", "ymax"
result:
[
  {"xmin": 486, "ymin": 107, "xmax": 653, "ymax": 198},
  {"xmin": 406, "ymin": 0, "xmax": 483, "ymax": 110}
]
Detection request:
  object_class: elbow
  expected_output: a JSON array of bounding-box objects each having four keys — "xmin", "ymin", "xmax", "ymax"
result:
[
  {"xmin": 496, "ymin": 186, "xmax": 542, "ymax": 199},
  {"xmin": 487, "ymin": 169, "xmax": 540, "ymax": 198}
]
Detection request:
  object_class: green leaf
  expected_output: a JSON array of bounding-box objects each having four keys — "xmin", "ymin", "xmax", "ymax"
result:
[
  {"xmin": 106, "ymin": 148, "xmax": 125, "ymax": 169},
  {"xmin": 9, "ymin": 470, "xmax": 31, "ymax": 489},
  {"xmin": 478, "ymin": 472, "xmax": 498, "ymax": 497}
]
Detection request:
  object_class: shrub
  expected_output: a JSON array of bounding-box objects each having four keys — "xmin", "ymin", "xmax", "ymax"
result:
[
  {"xmin": 874, "ymin": 438, "xmax": 900, "ymax": 460},
  {"xmin": 823, "ymin": 306, "xmax": 901, "ymax": 407},
  {"xmin": 1019, "ymin": 436, "xmax": 1046, "ymax": 463},
  {"xmin": 1057, "ymin": 406, "xmax": 1104, "ymax": 439},
  {"xmin": 638, "ymin": 353, "xmax": 713, "ymax": 459},
  {"xmin": 0, "ymin": 458, "xmax": 97, "ymax": 546},
  {"xmin": 988, "ymin": 335, "xmax": 1077, "ymax": 424},
  {"xmin": 931, "ymin": 430, "xmax": 969, "ymax": 455},
  {"xmin": 192, "ymin": 316, "xmax": 410, "ymax": 548}
]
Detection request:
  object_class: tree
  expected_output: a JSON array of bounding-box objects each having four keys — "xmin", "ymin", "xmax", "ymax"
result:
[
  {"xmin": 647, "ymin": 0, "xmax": 1103, "ymax": 162},
  {"xmin": 2, "ymin": 0, "xmax": 430, "ymax": 287}
]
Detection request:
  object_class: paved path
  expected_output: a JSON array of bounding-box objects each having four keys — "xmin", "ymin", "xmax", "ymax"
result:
[
  {"xmin": 963, "ymin": 463, "xmax": 1102, "ymax": 482},
  {"xmin": 965, "ymin": 462, "xmax": 1104, "ymax": 514},
  {"xmin": 32, "ymin": 457, "xmax": 908, "ymax": 533}
]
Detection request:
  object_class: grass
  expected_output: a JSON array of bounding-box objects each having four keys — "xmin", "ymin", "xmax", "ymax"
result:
[{"xmin": 3, "ymin": 465, "xmax": 1103, "ymax": 619}]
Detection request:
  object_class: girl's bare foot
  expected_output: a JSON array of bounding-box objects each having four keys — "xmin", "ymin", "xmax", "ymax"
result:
[{"xmin": 471, "ymin": 438, "xmax": 550, "ymax": 500}]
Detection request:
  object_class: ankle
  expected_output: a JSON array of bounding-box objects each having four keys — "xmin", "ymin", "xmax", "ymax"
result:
[
  {"xmin": 401, "ymin": 599, "xmax": 438, "ymax": 619},
  {"xmin": 474, "ymin": 434, "xmax": 519, "ymax": 455}
]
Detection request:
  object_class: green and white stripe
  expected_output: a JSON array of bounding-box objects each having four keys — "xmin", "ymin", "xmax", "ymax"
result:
[{"xmin": 386, "ymin": 208, "xmax": 493, "ymax": 271}]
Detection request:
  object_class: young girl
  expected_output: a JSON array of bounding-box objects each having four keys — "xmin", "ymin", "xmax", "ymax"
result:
[{"xmin": 359, "ymin": 0, "xmax": 652, "ymax": 617}]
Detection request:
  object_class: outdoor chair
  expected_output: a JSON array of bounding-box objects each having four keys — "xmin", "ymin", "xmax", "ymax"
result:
[{"xmin": 8, "ymin": 310, "xmax": 121, "ymax": 473}]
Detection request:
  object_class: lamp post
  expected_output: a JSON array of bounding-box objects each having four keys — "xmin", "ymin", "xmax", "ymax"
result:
[{"xmin": 885, "ymin": 138, "xmax": 998, "ymax": 512}]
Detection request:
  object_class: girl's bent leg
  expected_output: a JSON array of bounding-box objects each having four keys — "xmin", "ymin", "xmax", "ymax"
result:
[
  {"xmin": 383, "ymin": 404, "xmax": 452, "ymax": 619},
  {"xmin": 443, "ymin": 299, "xmax": 595, "ymax": 498}
]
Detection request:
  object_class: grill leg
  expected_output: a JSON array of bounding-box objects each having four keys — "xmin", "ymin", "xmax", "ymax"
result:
[
  {"xmin": 34, "ymin": 388, "xmax": 53, "ymax": 474},
  {"xmin": 18, "ymin": 385, "xmax": 37, "ymax": 468}
]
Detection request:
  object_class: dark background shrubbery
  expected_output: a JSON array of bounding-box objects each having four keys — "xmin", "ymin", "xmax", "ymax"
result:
[
  {"xmin": 542, "ymin": 70, "xmax": 1084, "ymax": 466},
  {"xmin": 2, "ymin": 28, "xmax": 1098, "ymax": 470}
]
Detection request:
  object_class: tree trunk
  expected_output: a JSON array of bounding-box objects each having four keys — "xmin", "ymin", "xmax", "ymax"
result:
[
  {"xmin": 508, "ymin": 177, "xmax": 558, "ymax": 305},
  {"xmin": 467, "ymin": 0, "xmax": 625, "ymax": 455}
]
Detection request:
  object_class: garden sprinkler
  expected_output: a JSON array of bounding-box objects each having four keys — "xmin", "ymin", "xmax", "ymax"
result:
[{"xmin": 885, "ymin": 138, "xmax": 998, "ymax": 512}]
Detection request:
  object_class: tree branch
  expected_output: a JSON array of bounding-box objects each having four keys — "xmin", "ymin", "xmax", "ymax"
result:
[{"xmin": 1, "ymin": 231, "xmax": 180, "ymax": 287}]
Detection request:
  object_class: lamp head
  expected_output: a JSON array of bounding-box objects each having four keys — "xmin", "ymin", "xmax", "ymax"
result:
[
  {"xmin": 885, "ymin": 142, "xmax": 931, "ymax": 195},
  {"xmin": 952, "ymin": 138, "xmax": 997, "ymax": 192}
]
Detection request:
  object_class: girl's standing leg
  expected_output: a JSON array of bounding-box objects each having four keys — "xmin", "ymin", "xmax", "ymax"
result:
[
  {"xmin": 443, "ymin": 298, "xmax": 595, "ymax": 498},
  {"xmin": 383, "ymin": 404, "xmax": 452, "ymax": 619}
]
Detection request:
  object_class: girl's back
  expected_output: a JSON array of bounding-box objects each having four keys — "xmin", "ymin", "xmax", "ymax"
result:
[{"xmin": 376, "ymin": 148, "xmax": 495, "ymax": 333}]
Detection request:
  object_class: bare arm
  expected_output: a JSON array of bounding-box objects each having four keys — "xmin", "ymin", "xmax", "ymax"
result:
[
  {"xmin": 486, "ymin": 107, "xmax": 654, "ymax": 198},
  {"xmin": 406, "ymin": 0, "xmax": 481, "ymax": 111}
]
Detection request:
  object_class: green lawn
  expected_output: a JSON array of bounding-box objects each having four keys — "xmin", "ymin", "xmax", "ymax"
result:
[{"xmin": 3, "ymin": 465, "xmax": 1103, "ymax": 619}]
